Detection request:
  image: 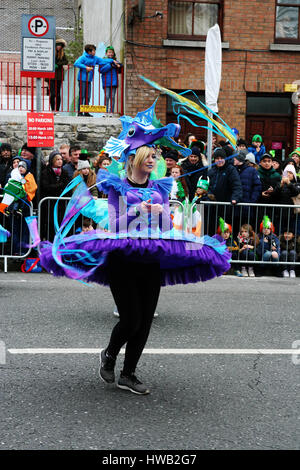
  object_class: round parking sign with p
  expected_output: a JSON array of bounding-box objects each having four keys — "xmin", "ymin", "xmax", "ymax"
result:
[{"xmin": 28, "ymin": 16, "xmax": 49, "ymax": 37}]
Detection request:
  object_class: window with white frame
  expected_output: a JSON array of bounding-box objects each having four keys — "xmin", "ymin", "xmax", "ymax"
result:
[
  {"xmin": 167, "ymin": 0, "xmax": 222, "ymax": 40},
  {"xmin": 275, "ymin": 0, "xmax": 300, "ymax": 42}
]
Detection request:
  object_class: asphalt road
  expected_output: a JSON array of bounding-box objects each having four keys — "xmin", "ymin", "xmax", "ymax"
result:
[{"xmin": 0, "ymin": 272, "xmax": 299, "ymax": 450}]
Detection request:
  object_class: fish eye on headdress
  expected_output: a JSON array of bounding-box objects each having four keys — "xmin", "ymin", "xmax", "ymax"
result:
[{"xmin": 127, "ymin": 127, "xmax": 135, "ymax": 137}]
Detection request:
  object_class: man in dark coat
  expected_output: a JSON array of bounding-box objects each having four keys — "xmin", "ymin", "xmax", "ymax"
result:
[
  {"xmin": 206, "ymin": 148, "xmax": 242, "ymax": 235},
  {"xmin": 0, "ymin": 143, "xmax": 13, "ymax": 189},
  {"xmin": 208, "ymin": 148, "xmax": 242, "ymax": 204}
]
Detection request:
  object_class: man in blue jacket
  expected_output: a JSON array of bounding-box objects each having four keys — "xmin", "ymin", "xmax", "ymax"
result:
[
  {"xmin": 74, "ymin": 44, "xmax": 115, "ymax": 116},
  {"xmin": 233, "ymin": 149, "xmax": 262, "ymax": 226}
]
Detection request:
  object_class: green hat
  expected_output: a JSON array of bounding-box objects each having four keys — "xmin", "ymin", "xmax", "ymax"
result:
[
  {"xmin": 197, "ymin": 176, "xmax": 209, "ymax": 191},
  {"xmin": 252, "ymin": 134, "xmax": 263, "ymax": 143},
  {"xmin": 289, "ymin": 147, "xmax": 300, "ymax": 158},
  {"xmin": 105, "ymin": 45, "xmax": 115, "ymax": 52},
  {"xmin": 80, "ymin": 148, "xmax": 92, "ymax": 159}
]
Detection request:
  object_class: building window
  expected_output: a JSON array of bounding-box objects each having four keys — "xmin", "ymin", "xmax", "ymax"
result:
[
  {"xmin": 275, "ymin": 0, "xmax": 300, "ymax": 43},
  {"xmin": 168, "ymin": 1, "xmax": 222, "ymax": 40}
]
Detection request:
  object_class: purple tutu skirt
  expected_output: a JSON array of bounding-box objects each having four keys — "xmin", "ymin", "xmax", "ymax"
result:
[{"xmin": 40, "ymin": 229, "xmax": 231, "ymax": 286}]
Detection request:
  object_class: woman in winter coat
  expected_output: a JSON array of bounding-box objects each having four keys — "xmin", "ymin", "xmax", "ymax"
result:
[
  {"xmin": 40, "ymin": 150, "xmax": 71, "ymax": 241},
  {"xmin": 48, "ymin": 39, "xmax": 69, "ymax": 112}
]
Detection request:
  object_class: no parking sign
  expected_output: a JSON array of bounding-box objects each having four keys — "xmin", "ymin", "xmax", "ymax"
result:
[{"xmin": 21, "ymin": 14, "xmax": 55, "ymax": 78}]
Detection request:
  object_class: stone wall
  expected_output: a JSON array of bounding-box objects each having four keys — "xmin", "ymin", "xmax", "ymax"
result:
[{"xmin": 0, "ymin": 115, "xmax": 122, "ymax": 158}]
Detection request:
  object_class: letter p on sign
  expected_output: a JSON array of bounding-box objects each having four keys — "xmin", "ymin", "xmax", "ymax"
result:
[{"xmin": 28, "ymin": 16, "xmax": 49, "ymax": 37}]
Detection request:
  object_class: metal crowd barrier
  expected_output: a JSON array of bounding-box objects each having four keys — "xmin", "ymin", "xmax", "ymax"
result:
[
  {"xmin": 2, "ymin": 196, "xmax": 300, "ymax": 272},
  {"xmin": 0, "ymin": 197, "xmax": 33, "ymax": 272},
  {"xmin": 195, "ymin": 200, "xmax": 300, "ymax": 266}
]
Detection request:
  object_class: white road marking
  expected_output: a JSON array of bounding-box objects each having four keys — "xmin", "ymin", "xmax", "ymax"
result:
[{"xmin": 7, "ymin": 348, "xmax": 298, "ymax": 355}]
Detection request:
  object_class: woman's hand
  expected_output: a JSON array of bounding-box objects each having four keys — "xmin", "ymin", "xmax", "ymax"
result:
[
  {"xmin": 140, "ymin": 201, "xmax": 151, "ymax": 213},
  {"xmin": 140, "ymin": 201, "xmax": 163, "ymax": 215},
  {"xmin": 150, "ymin": 204, "xmax": 163, "ymax": 215}
]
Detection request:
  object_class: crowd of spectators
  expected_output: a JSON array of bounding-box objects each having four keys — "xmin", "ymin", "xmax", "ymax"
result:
[{"xmin": 1, "ymin": 130, "xmax": 300, "ymax": 277}]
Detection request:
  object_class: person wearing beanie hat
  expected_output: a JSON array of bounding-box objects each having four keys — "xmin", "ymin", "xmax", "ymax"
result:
[
  {"xmin": 0, "ymin": 143, "xmax": 13, "ymax": 188},
  {"xmin": 233, "ymin": 150, "xmax": 262, "ymax": 216},
  {"xmin": 101, "ymin": 45, "xmax": 123, "ymax": 114},
  {"xmin": 234, "ymin": 149, "xmax": 247, "ymax": 163},
  {"xmin": 288, "ymin": 148, "xmax": 300, "ymax": 179},
  {"xmin": 207, "ymin": 147, "xmax": 242, "ymax": 213},
  {"xmin": 0, "ymin": 158, "xmax": 37, "ymax": 217},
  {"xmin": 247, "ymin": 134, "xmax": 266, "ymax": 163},
  {"xmin": 18, "ymin": 160, "xmax": 28, "ymax": 171},
  {"xmin": 77, "ymin": 159, "xmax": 91, "ymax": 171},
  {"xmin": 245, "ymin": 152, "xmax": 257, "ymax": 167},
  {"xmin": 73, "ymin": 159, "xmax": 98, "ymax": 198},
  {"xmin": 48, "ymin": 38, "xmax": 69, "ymax": 112},
  {"xmin": 181, "ymin": 146, "xmax": 208, "ymax": 200},
  {"xmin": 20, "ymin": 143, "xmax": 36, "ymax": 160},
  {"xmin": 164, "ymin": 149, "xmax": 179, "ymax": 176},
  {"xmin": 11, "ymin": 155, "xmax": 21, "ymax": 168},
  {"xmin": 272, "ymin": 157, "xmax": 282, "ymax": 175}
]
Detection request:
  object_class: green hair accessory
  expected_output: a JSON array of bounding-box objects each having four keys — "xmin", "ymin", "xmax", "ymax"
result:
[{"xmin": 263, "ymin": 215, "xmax": 271, "ymax": 229}]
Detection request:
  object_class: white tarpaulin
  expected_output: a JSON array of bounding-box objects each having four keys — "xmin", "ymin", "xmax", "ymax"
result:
[
  {"xmin": 205, "ymin": 24, "xmax": 222, "ymax": 164},
  {"xmin": 205, "ymin": 24, "xmax": 222, "ymax": 113}
]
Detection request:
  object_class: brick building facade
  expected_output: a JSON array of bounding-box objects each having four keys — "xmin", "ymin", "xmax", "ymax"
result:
[{"xmin": 124, "ymin": 0, "xmax": 300, "ymax": 158}]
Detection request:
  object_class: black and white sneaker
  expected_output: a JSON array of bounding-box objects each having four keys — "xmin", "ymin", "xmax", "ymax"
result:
[
  {"xmin": 117, "ymin": 372, "xmax": 150, "ymax": 395},
  {"xmin": 99, "ymin": 349, "xmax": 116, "ymax": 383}
]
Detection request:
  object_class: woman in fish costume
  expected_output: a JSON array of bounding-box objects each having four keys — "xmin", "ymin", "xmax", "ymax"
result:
[{"xmin": 40, "ymin": 85, "xmax": 235, "ymax": 395}]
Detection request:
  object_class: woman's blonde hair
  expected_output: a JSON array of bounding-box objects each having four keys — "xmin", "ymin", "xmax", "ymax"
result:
[{"xmin": 126, "ymin": 146, "xmax": 156, "ymax": 178}]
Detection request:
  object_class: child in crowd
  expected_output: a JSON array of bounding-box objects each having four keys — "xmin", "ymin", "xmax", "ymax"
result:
[
  {"xmin": 248, "ymin": 134, "xmax": 266, "ymax": 163},
  {"xmin": 237, "ymin": 223, "xmax": 259, "ymax": 277},
  {"xmin": 74, "ymin": 44, "xmax": 115, "ymax": 116},
  {"xmin": 81, "ymin": 217, "xmax": 94, "ymax": 234},
  {"xmin": 0, "ymin": 160, "xmax": 37, "ymax": 216},
  {"xmin": 93, "ymin": 152, "xmax": 112, "ymax": 173},
  {"xmin": 257, "ymin": 216, "xmax": 280, "ymax": 267},
  {"xmin": 170, "ymin": 165, "xmax": 189, "ymax": 202},
  {"xmin": 279, "ymin": 231, "xmax": 300, "ymax": 278},
  {"xmin": 217, "ymin": 218, "xmax": 240, "ymax": 275},
  {"xmin": 101, "ymin": 46, "xmax": 122, "ymax": 114},
  {"xmin": 192, "ymin": 177, "xmax": 210, "ymax": 204},
  {"xmin": 73, "ymin": 159, "xmax": 98, "ymax": 198}
]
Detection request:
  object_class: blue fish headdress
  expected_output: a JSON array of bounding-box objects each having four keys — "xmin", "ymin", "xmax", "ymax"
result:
[{"xmin": 103, "ymin": 99, "xmax": 192, "ymax": 163}]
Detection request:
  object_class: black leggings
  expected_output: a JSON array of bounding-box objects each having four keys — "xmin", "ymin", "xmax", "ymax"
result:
[{"xmin": 106, "ymin": 252, "xmax": 161, "ymax": 375}]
